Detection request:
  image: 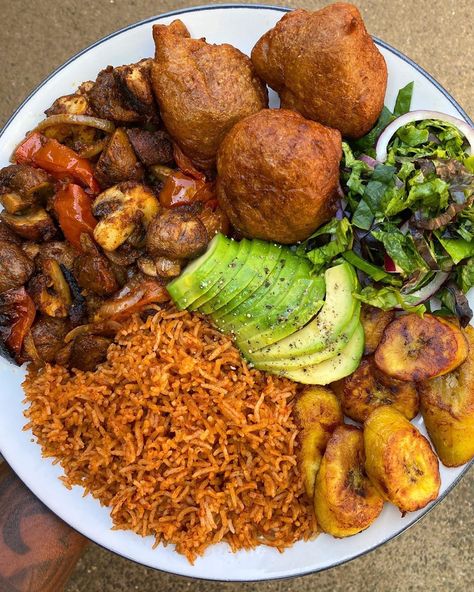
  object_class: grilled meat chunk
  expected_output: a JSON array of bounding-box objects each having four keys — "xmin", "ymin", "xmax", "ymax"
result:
[
  {"xmin": 30, "ymin": 316, "xmax": 69, "ymax": 362},
  {"xmin": 95, "ymin": 128, "xmax": 143, "ymax": 188},
  {"xmin": 0, "ymin": 240, "xmax": 34, "ymax": 293},
  {"xmin": 126, "ymin": 128, "xmax": 173, "ymax": 166}
]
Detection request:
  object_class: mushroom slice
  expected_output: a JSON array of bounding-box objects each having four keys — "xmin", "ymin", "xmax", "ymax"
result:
[{"xmin": 92, "ymin": 182, "xmax": 160, "ymax": 251}]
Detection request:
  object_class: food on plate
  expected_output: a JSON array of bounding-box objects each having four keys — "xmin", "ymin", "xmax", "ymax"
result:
[
  {"xmin": 216, "ymin": 109, "xmax": 342, "ymax": 243},
  {"xmin": 168, "ymin": 233, "xmax": 326, "ymax": 355},
  {"xmin": 332, "ymin": 356, "xmax": 419, "ymax": 422},
  {"xmin": 294, "ymin": 387, "xmax": 342, "ymax": 497},
  {"xmin": 419, "ymin": 326, "xmax": 474, "ymax": 467},
  {"xmin": 92, "ymin": 182, "xmax": 160, "ymax": 251},
  {"xmin": 364, "ymin": 406, "xmax": 440, "ymax": 512},
  {"xmin": 251, "ymin": 4, "xmax": 387, "ymax": 138},
  {"xmin": 375, "ymin": 314, "xmax": 468, "ymax": 381},
  {"xmin": 1, "ymin": 3, "xmax": 473, "ymax": 564},
  {"xmin": 314, "ymin": 425, "xmax": 384, "ymax": 536},
  {"xmin": 23, "ymin": 307, "xmax": 316, "ymax": 562},
  {"xmin": 151, "ymin": 20, "xmax": 268, "ymax": 171},
  {"xmin": 360, "ymin": 304, "xmax": 394, "ymax": 355}
]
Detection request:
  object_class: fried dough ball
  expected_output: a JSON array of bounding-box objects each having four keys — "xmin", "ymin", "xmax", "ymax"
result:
[
  {"xmin": 251, "ymin": 4, "xmax": 387, "ymax": 139},
  {"xmin": 150, "ymin": 20, "xmax": 268, "ymax": 172},
  {"xmin": 216, "ymin": 109, "xmax": 342, "ymax": 244}
]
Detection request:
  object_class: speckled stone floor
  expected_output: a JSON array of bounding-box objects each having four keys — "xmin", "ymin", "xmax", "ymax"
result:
[{"xmin": 0, "ymin": 1, "xmax": 472, "ymax": 590}]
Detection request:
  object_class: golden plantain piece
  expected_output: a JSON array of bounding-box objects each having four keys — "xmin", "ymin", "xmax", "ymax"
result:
[
  {"xmin": 314, "ymin": 425, "xmax": 384, "ymax": 537},
  {"xmin": 419, "ymin": 325, "xmax": 474, "ymax": 467},
  {"xmin": 364, "ymin": 407, "xmax": 440, "ymax": 512},
  {"xmin": 295, "ymin": 387, "xmax": 343, "ymax": 498},
  {"xmin": 374, "ymin": 313, "xmax": 468, "ymax": 382},
  {"xmin": 332, "ymin": 356, "xmax": 419, "ymax": 423},
  {"xmin": 360, "ymin": 305, "xmax": 394, "ymax": 355}
]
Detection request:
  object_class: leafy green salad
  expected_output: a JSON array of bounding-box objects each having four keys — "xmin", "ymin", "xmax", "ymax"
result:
[{"xmin": 296, "ymin": 83, "xmax": 474, "ymax": 325}]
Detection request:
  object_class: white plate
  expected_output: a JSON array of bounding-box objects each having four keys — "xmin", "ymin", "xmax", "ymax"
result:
[{"xmin": 0, "ymin": 3, "xmax": 472, "ymax": 582}]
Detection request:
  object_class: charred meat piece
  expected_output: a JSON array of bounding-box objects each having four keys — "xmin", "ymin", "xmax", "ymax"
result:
[
  {"xmin": 0, "ymin": 220, "xmax": 22, "ymax": 244},
  {"xmin": 113, "ymin": 59, "xmax": 158, "ymax": 123},
  {"xmin": 68, "ymin": 333, "xmax": 112, "ymax": 371},
  {"xmin": 1, "ymin": 207, "xmax": 57, "ymax": 242},
  {"xmin": 87, "ymin": 61, "xmax": 157, "ymax": 124},
  {"xmin": 126, "ymin": 129, "xmax": 173, "ymax": 166},
  {"xmin": 37, "ymin": 241, "xmax": 78, "ymax": 270},
  {"xmin": 45, "ymin": 93, "xmax": 91, "ymax": 116},
  {"xmin": 0, "ymin": 240, "xmax": 34, "ymax": 294},
  {"xmin": 95, "ymin": 128, "xmax": 143, "ymax": 188},
  {"xmin": 73, "ymin": 251, "xmax": 119, "ymax": 296},
  {"xmin": 146, "ymin": 208, "xmax": 208, "ymax": 260},
  {"xmin": 0, "ymin": 165, "xmax": 53, "ymax": 214},
  {"xmin": 30, "ymin": 316, "xmax": 69, "ymax": 363}
]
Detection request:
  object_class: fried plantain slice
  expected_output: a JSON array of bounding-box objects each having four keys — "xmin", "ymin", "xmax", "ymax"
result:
[
  {"xmin": 294, "ymin": 386, "xmax": 342, "ymax": 498},
  {"xmin": 360, "ymin": 304, "xmax": 394, "ymax": 355},
  {"xmin": 374, "ymin": 314, "xmax": 468, "ymax": 382},
  {"xmin": 314, "ymin": 424, "xmax": 384, "ymax": 537},
  {"xmin": 420, "ymin": 325, "xmax": 474, "ymax": 467},
  {"xmin": 364, "ymin": 406, "xmax": 440, "ymax": 512},
  {"xmin": 331, "ymin": 356, "xmax": 419, "ymax": 423}
]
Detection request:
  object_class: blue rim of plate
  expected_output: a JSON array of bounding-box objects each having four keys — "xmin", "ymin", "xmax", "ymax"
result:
[{"xmin": 0, "ymin": 3, "xmax": 472, "ymax": 583}]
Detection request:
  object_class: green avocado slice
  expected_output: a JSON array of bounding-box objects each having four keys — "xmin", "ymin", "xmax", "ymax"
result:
[
  {"xmin": 237, "ymin": 276, "xmax": 326, "ymax": 353},
  {"xmin": 197, "ymin": 239, "xmax": 252, "ymax": 313},
  {"xmin": 251, "ymin": 261, "xmax": 358, "ymax": 361},
  {"xmin": 250, "ymin": 304, "xmax": 360, "ymax": 371},
  {"xmin": 167, "ymin": 234, "xmax": 236, "ymax": 310},
  {"xmin": 275, "ymin": 322, "xmax": 364, "ymax": 385},
  {"xmin": 202, "ymin": 239, "xmax": 271, "ymax": 315},
  {"xmin": 216, "ymin": 251, "xmax": 307, "ymax": 333},
  {"xmin": 212, "ymin": 242, "xmax": 283, "ymax": 319}
]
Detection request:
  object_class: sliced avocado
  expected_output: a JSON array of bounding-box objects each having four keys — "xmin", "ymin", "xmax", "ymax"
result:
[
  {"xmin": 197, "ymin": 239, "xmax": 252, "ymax": 313},
  {"xmin": 226, "ymin": 252, "xmax": 311, "ymax": 342},
  {"xmin": 202, "ymin": 239, "xmax": 271, "ymax": 315},
  {"xmin": 251, "ymin": 304, "xmax": 360, "ymax": 371},
  {"xmin": 238, "ymin": 276, "xmax": 326, "ymax": 353},
  {"xmin": 276, "ymin": 323, "xmax": 364, "ymax": 385},
  {"xmin": 252, "ymin": 261, "xmax": 358, "ymax": 361},
  {"xmin": 216, "ymin": 251, "xmax": 303, "ymax": 333},
  {"xmin": 212, "ymin": 242, "xmax": 283, "ymax": 319},
  {"xmin": 167, "ymin": 234, "xmax": 236, "ymax": 309}
]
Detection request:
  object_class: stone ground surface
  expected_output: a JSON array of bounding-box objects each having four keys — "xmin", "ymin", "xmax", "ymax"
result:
[{"xmin": 0, "ymin": 0, "xmax": 473, "ymax": 590}]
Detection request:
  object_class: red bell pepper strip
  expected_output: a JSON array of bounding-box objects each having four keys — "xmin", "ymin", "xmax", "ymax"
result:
[
  {"xmin": 14, "ymin": 132, "xmax": 100, "ymax": 194},
  {"xmin": 54, "ymin": 183, "xmax": 97, "ymax": 250},
  {"xmin": 0, "ymin": 287, "xmax": 36, "ymax": 358},
  {"xmin": 159, "ymin": 172, "xmax": 215, "ymax": 208}
]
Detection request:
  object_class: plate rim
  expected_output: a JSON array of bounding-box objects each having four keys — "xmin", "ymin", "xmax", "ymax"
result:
[{"xmin": 0, "ymin": 2, "xmax": 472, "ymax": 583}]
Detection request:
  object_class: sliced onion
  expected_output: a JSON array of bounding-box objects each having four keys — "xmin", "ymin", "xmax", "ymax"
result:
[
  {"xmin": 376, "ymin": 110, "xmax": 474, "ymax": 162},
  {"xmin": 359, "ymin": 154, "xmax": 381, "ymax": 169},
  {"xmin": 33, "ymin": 114, "xmax": 115, "ymax": 134},
  {"xmin": 395, "ymin": 271, "xmax": 449, "ymax": 309},
  {"xmin": 384, "ymin": 253, "xmax": 403, "ymax": 273}
]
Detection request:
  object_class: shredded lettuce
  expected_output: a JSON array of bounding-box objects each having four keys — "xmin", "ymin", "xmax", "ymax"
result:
[
  {"xmin": 296, "ymin": 218, "xmax": 353, "ymax": 273},
  {"xmin": 354, "ymin": 285, "xmax": 426, "ymax": 314},
  {"xmin": 371, "ymin": 225, "xmax": 428, "ymax": 274}
]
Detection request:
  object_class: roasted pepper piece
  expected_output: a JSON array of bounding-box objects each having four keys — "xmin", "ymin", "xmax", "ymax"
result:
[
  {"xmin": 54, "ymin": 183, "xmax": 97, "ymax": 250},
  {"xmin": 0, "ymin": 286, "xmax": 36, "ymax": 360},
  {"xmin": 15, "ymin": 132, "xmax": 100, "ymax": 194}
]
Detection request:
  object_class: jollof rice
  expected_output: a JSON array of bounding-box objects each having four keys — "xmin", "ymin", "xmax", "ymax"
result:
[{"xmin": 23, "ymin": 306, "xmax": 316, "ymax": 562}]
